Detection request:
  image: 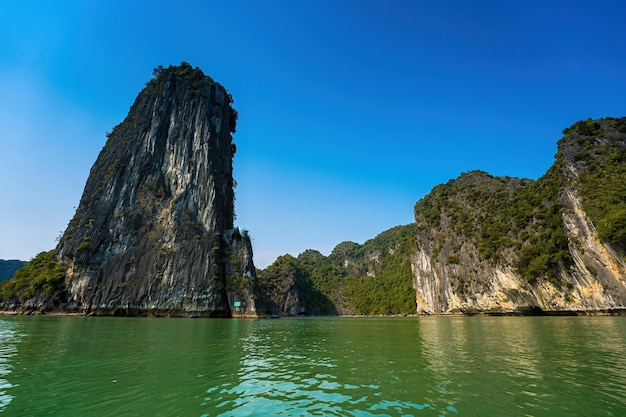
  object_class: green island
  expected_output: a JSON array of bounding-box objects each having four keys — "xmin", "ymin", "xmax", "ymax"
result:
[{"xmin": 1, "ymin": 65, "xmax": 625, "ymax": 317}]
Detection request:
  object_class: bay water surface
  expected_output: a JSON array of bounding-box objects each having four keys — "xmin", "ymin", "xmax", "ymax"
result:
[{"xmin": 0, "ymin": 316, "xmax": 625, "ymax": 416}]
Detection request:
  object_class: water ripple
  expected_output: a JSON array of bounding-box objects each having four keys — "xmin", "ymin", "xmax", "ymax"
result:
[
  {"xmin": 2, "ymin": 316, "xmax": 626, "ymax": 416},
  {"xmin": 200, "ymin": 319, "xmax": 460, "ymax": 416},
  {"xmin": 0, "ymin": 319, "xmax": 22, "ymax": 412}
]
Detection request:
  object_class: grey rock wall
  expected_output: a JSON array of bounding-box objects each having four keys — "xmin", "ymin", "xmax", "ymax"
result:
[{"xmin": 55, "ymin": 64, "xmax": 260, "ymax": 317}]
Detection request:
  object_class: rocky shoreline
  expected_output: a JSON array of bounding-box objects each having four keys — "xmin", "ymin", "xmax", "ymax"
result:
[{"xmin": 3, "ymin": 308, "xmax": 626, "ymax": 318}]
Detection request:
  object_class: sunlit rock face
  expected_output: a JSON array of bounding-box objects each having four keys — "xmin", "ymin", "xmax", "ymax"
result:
[
  {"xmin": 411, "ymin": 118, "xmax": 626, "ymax": 315},
  {"xmin": 56, "ymin": 63, "xmax": 261, "ymax": 317}
]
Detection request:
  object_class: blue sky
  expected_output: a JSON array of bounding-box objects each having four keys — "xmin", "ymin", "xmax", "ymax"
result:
[{"xmin": 1, "ymin": 1, "xmax": 625, "ymax": 268}]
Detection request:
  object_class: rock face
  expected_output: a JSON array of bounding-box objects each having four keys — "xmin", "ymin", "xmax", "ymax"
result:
[
  {"xmin": 260, "ymin": 117, "xmax": 626, "ymax": 316},
  {"xmin": 5, "ymin": 82, "xmax": 623, "ymax": 317},
  {"xmin": 54, "ymin": 63, "xmax": 261, "ymax": 317},
  {"xmin": 411, "ymin": 117, "xmax": 626, "ymax": 314}
]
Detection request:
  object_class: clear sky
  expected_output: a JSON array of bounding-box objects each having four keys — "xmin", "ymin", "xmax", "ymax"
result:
[{"xmin": 1, "ymin": 0, "xmax": 625, "ymax": 268}]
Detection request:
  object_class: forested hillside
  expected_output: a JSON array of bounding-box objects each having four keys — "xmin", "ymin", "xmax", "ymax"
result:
[
  {"xmin": 258, "ymin": 225, "xmax": 417, "ymax": 315},
  {"xmin": 261, "ymin": 117, "xmax": 626, "ymax": 315}
]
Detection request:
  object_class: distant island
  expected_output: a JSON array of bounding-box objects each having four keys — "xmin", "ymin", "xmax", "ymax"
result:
[
  {"xmin": 1, "ymin": 63, "xmax": 625, "ymax": 316},
  {"xmin": 0, "ymin": 260, "xmax": 26, "ymax": 282}
]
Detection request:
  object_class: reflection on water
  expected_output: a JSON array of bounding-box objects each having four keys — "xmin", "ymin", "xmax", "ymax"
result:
[
  {"xmin": 418, "ymin": 317, "xmax": 626, "ymax": 417},
  {"xmin": 1, "ymin": 316, "xmax": 626, "ymax": 416},
  {"xmin": 201, "ymin": 318, "xmax": 460, "ymax": 416},
  {"xmin": 202, "ymin": 317, "xmax": 626, "ymax": 417}
]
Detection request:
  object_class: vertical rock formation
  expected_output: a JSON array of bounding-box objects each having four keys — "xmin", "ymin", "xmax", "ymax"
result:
[
  {"xmin": 55, "ymin": 63, "xmax": 260, "ymax": 317},
  {"xmin": 411, "ymin": 117, "xmax": 626, "ymax": 314}
]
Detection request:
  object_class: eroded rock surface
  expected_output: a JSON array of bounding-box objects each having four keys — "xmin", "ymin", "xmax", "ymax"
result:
[{"xmin": 53, "ymin": 63, "xmax": 260, "ymax": 316}]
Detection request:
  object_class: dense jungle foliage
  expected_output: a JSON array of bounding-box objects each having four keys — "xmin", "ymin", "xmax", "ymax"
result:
[
  {"xmin": 331, "ymin": 225, "xmax": 417, "ymax": 315},
  {"xmin": 256, "ymin": 254, "xmax": 337, "ymax": 315},
  {"xmin": 409, "ymin": 117, "xmax": 626, "ymax": 285},
  {"xmin": 414, "ymin": 165, "xmax": 572, "ymax": 284},
  {"xmin": 0, "ymin": 251, "xmax": 66, "ymax": 302},
  {"xmin": 259, "ymin": 225, "xmax": 417, "ymax": 316}
]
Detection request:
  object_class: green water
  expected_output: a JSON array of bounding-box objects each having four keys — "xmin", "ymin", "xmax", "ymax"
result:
[{"xmin": 0, "ymin": 316, "xmax": 625, "ymax": 417}]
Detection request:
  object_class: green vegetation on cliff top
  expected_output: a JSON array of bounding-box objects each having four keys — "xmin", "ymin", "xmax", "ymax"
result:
[
  {"xmin": 0, "ymin": 251, "xmax": 66, "ymax": 302},
  {"xmin": 257, "ymin": 253, "xmax": 336, "ymax": 315},
  {"xmin": 565, "ymin": 117, "xmax": 626, "ymax": 252},
  {"xmin": 414, "ymin": 164, "xmax": 571, "ymax": 283},
  {"xmin": 262, "ymin": 116, "xmax": 626, "ymax": 314},
  {"xmin": 260, "ymin": 225, "xmax": 417, "ymax": 316},
  {"xmin": 330, "ymin": 225, "xmax": 417, "ymax": 315},
  {"xmin": 413, "ymin": 117, "xmax": 626, "ymax": 284}
]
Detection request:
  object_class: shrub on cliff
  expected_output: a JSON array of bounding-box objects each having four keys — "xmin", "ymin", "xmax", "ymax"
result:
[
  {"xmin": 571, "ymin": 117, "xmax": 626, "ymax": 254},
  {"xmin": 0, "ymin": 250, "xmax": 66, "ymax": 302}
]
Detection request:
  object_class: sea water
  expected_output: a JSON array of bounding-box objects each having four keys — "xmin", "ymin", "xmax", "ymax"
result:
[{"xmin": 0, "ymin": 315, "xmax": 625, "ymax": 416}]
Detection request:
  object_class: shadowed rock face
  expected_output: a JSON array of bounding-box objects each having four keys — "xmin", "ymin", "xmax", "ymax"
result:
[{"xmin": 55, "ymin": 63, "xmax": 260, "ymax": 317}]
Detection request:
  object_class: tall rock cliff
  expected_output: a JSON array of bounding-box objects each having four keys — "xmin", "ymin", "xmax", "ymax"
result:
[
  {"xmin": 52, "ymin": 63, "xmax": 260, "ymax": 316},
  {"xmin": 259, "ymin": 117, "xmax": 626, "ymax": 316},
  {"xmin": 411, "ymin": 117, "xmax": 626, "ymax": 314}
]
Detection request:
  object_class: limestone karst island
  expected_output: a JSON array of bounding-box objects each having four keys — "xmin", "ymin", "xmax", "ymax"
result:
[{"xmin": 1, "ymin": 63, "xmax": 626, "ymax": 317}]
